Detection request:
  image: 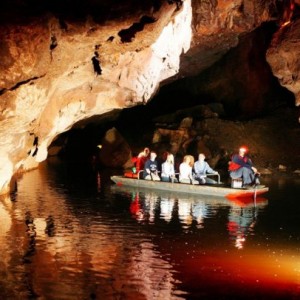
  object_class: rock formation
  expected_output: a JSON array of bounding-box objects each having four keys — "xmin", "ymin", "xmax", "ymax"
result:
[
  {"xmin": 0, "ymin": 0, "xmax": 299, "ymax": 194},
  {"xmin": 267, "ymin": 18, "xmax": 300, "ymax": 108}
]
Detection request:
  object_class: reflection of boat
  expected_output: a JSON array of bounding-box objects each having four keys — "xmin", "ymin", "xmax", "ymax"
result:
[
  {"xmin": 111, "ymin": 185, "xmax": 268, "ymax": 234},
  {"xmin": 227, "ymin": 197, "xmax": 268, "ymax": 207},
  {"xmin": 110, "ymin": 176, "xmax": 269, "ymax": 199},
  {"xmin": 110, "ymin": 185, "xmax": 268, "ymax": 210}
]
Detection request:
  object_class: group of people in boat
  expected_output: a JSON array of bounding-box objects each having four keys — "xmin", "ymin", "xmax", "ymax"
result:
[{"xmin": 124, "ymin": 145, "xmax": 261, "ymax": 188}]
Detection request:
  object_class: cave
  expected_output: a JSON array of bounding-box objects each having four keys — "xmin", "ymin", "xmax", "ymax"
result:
[
  {"xmin": 48, "ymin": 21, "xmax": 298, "ymax": 176},
  {"xmin": 0, "ymin": 0, "xmax": 300, "ymax": 194},
  {"xmin": 1, "ymin": 1, "xmax": 300, "ymax": 299}
]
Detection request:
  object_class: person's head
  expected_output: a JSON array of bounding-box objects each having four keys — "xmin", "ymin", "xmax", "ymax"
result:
[
  {"xmin": 150, "ymin": 151, "xmax": 157, "ymax": 160},
  {"xmin": 184, "ymin": 155, "xmax": 194, "ymax": 167},
  {"xmin": 183, "ymin": 155, "xmax": 190, "ymax": 164},
  {"xmin": 198, "ymin": 153, "xmax": 205, "ymax": 161},
  {"xmin": 138, "ymin": 147, "xmax": 150, "ymax": 158},
  {"xmin": 188, "ymin": 155, "xmax": 195, "ymax": 167},
  {"xmin": 166, "ymin": 153, "xmax": 174, "ymax": 164},
  {"xmin": 239, "ymin": 146, "xmax": 248, "ymax": 157},
  {"xmin": 144, "ymin": 147, "xmax": 150, "ymax": 156}
]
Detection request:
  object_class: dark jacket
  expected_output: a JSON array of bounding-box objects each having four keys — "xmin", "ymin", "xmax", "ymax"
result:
[{"xmin": 229, "ymin": 154, "xmax": 253, "ymax": 171}]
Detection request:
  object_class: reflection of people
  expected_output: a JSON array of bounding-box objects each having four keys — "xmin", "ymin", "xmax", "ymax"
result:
[
  {"xmin": 178, "ymin": 199, "xmax": 193, "ymax": 225},
  {"xmin": 161, "ymin": 153, "xmax": 178, "ymax": 182},
  {"xmin": 144, "ymin": 151, "xmax": 160, "ymax": 181},
  {"xmin": 227, "ymin": 206, "xmax": 257, "ymax": 249},
  {"xmin": 179, "ymin": 155, "xmax": 198, "ymax": 184},
  {"xmin": 228, "ymin": 146, "xmax": 260, "ymax": 187},
  {"xmin": 160, "ymin": 197, "xmax": 175, "ymax": 222},
  {"xmin": 191, "ymin": 200, "xmax": 208, "ymax": 227},
  {"xmin": 194, "ymin": 153, "xmax": 219, "ymax": 184}
]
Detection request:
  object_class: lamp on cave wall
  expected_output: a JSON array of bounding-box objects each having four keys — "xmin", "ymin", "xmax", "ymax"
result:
[{"xmin": 280, "ymin": 0, "xmax": 295, "ymax": 28}]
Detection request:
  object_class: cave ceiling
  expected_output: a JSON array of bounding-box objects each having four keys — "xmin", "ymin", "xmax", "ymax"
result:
[{"xmin": 0, "ymin": 0, "xmax": 300, "ymax": 195}]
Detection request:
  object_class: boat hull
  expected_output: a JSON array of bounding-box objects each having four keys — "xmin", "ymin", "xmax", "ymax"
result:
[{"xmin": 110, "ymin": 176, "xmax": 269, "ymax": 199}]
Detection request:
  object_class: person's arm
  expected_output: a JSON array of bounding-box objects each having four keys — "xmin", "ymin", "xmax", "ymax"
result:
[
  {"xmin": 179, "ymin": 163, "xmax": 185, "ymax": 179},
  {"xmin": 205, "ymin": 162, "xmax": 218, "ymax": 174},
  {"xmin": 251, "ymin": 166, "xmax": 259, "ymax": 174},
  {"xmin": 232, "ymin": 155, "xmax": 252, "ymax": 168},
  {"xmin": 153, "ymin": 161, "xmax": 159, "ymax": 175},
  {"xmin": 171, "ymin": 164, "xmax": 175, "ymax": 176},
  {"xmin": 188, "ymin": 166, "xmax": 194, "ymax": 179},
  {"xmin": 144, "ymin": 160, "xmax": 151, "ymax": 175}
]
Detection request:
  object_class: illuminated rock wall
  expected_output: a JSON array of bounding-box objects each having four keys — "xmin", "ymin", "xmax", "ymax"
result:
[{"xmin": 0, "ymin": 0, "xmax": 298, "ymax": 194}]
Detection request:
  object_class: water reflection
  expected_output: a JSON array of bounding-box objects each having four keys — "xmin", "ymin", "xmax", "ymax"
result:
[
  {"xmin": 1, "ymin": 163, "xmax": 300, "ymax": 299},
  {"xmin": 120, "ymin": 185, "xmax": 268, "ymax": 249},
  {"xmin": 0, "ymin": 168, "xmax": 186, "ymax": 299}
]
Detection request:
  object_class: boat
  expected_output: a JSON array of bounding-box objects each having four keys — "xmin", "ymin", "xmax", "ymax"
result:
[{"xmin": 110, "ymin": 175, "xmax": 269, "ymax": 199}]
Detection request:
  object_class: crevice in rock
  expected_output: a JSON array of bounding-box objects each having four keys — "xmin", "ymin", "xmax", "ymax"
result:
[
  {"xmin": 107, "ymin": 36, "xmax": 114, "ymax": 42},
  {"xmin": 91, "ymin": 50, "xmax": 102, "ymax": 76},
  {"xmin": 8, "ymin": 76, "xmax": 42, "ymax": 93},
  {"xmin": 118, "ymin": 15, "xmax": 156, "ymax": 43},
  {"xmin": 50, "ymin": 35, "xmax": 57, "ymax": 51}
]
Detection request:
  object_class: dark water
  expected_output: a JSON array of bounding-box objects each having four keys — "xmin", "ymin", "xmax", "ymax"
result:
[{"xmin": 1, "ymin": 159, "xmax": 300, "ymax": 299}]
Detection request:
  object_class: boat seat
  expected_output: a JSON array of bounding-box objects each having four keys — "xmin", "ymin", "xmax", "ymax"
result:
[
  {"xmin": 231, "ymin": 178, "xmax": 243, "ymax": 188},
  {"xmin": 124, "ymin": 170, "xmax": 144, "ymax": 179}
]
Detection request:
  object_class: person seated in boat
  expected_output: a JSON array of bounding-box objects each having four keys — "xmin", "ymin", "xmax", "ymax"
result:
[
  {"xmin": 124, "ymin": 156, "xmax": 140, "ymax": 178},
  {"xmin": 137, "ymin": 147, "xmax": 150, "ymax": 170},
  {"xmin": 143, "ymin": 151, "xmax": 160, "ymax": 181},
  {"xmin": 228, "ymin": 146, "xmax": 260, "ymax": 187},
  {"xmin": 161, "ymin": 153, "xmax": 178, "ymax": 182},
  {"xmin": 124, "ymin": 147, "xmax": 150, "ymax": 178},
  {"xmin": 179, "ymin": 155, "xmax": 199, "ymax": 184},
  {"xmin": 194, "ymin": 153, "xmax": 219, "ymax": 184}
]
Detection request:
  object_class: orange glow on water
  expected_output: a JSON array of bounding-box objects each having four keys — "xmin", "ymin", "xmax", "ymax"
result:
[{"xmin": 174, "ymin": 247, "xmax": 300, "ymax": 297}]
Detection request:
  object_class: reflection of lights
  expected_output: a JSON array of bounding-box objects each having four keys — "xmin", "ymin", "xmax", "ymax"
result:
[
  {"xmin": 0, "ymin": 202, "xmax": 12, "ymax": 238},
  {"xmin": 34, "ymin": 218, "xmax": 47, "ymax": 239},
  {"xmin": 235, "ymin": 234, "xmax": 246, "ymax": 249}
]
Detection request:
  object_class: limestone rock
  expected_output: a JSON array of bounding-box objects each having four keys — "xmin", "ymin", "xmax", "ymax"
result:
[
  {"xmin": 267, "ymin": 19, "xmax": 300, "ymax": 106},
  {"xmin": 98, "ymin": 127, "xmax": 132, "ymax": 168},
  {"xmin": 0, "ymin": 1, "xmax": 192, "ymax": 194}
]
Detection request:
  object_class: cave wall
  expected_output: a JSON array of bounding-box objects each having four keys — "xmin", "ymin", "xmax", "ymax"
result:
[
  {"xmin": 0, "ymin": 0, "xmax": 299, "ymax": 194},
  {"xmin": 0, "ymin": 1, "xmax": 192, "ymax": 194},
  {"xmin": 151, "ymin": 22, "xmax": 295, "ymax": 120},
  {"xmin": 267, "ymin": 18, "xmax": 300, "ymax": 108}
]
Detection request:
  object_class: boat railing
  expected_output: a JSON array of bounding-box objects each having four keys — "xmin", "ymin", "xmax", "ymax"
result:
[
  {"xmin": 206, "ymin": 173, "xmax": 221, "ymax": 184},
  {"xmin": 137, "ymin": 170, "xmax": 144, "ymax": 180},
  {"xmin": 136, "ymin": 171, "xmax": 220, "ymax": 184}
]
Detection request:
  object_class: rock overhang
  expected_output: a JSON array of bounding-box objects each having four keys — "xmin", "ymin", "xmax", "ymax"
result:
[{"xmin": 0, "ymin": 0, "xmax": 299, "ymax": 195}]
